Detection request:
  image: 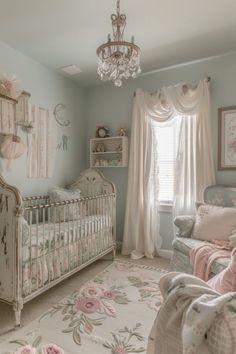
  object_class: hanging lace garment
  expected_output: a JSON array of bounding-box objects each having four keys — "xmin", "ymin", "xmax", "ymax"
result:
[
  {"xmin": 0, "ymin": 99, "xmax": 15, "ymax": 134},
  {"xmin": 27, "ymin": 105, "xmax": 56, "ymax": 178}
]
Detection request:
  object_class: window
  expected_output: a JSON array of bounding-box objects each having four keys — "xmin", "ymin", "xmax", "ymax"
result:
[{"xmin": 153, "ymin": 119, "xmax": 180, "ymax": 204}]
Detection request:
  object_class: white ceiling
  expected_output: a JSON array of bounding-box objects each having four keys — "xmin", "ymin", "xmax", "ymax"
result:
[{"xmin": 0, "ymin": 0, "xmax": 236, "ymax": 87}]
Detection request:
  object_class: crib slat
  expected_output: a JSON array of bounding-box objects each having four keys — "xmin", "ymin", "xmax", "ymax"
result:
[
  {"xmin": 98, "ymin": 195, "xmax": 102, "ymax": 252},
  {"xmin": 57, "ymin": 204, "xmax": 61, "ymax": 278},
  {"xmin": 63, "ymin": 203, "xmax": 67, "ymax": 274},
  {"xmin": 36, "ymin": 209, "xmax": 39, "ymax": 291},
  {"xmin": 78, "ymin": 200, "xmax": 82, "ymax": 265},
  {"xmin": 88, "ymin": 198, "xmax": 91, "ymax": 260},
  {"xmin": 48, "ymin": 208, "xmax": 51, "ymax": 283},
  {"xmin": 29, "ymin": 210, "xmax": 33, "ymax": 295},
  {"xmin": 42, "ymin": 208, "xmax": 46, "ymax": 287},
  {"xmin": 76, "ymin": 202, "xmax": 79, "ymax": 265},
  {"xmin": 54, "ymin": 205, "xmax": 58, "ymax": 277},
  {"xmin": 67, "ymin": 203, "xmax": 70, "ymax": 272}
]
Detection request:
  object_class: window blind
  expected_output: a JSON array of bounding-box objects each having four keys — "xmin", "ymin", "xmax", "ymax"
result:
[{"xmin": 154, "ymin": 120, "xmax": 180, "ymax": 203}]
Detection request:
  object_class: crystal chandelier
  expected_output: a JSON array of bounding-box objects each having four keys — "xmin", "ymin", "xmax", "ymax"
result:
[{"xmin": 96, "ymin": 0, "xmax": 141, "ymax": 87}]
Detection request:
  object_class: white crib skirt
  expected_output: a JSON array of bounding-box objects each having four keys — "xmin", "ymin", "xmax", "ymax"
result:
[{"xmin": 22, "ymin": 215, "xmax": 113, "ymax": 297}]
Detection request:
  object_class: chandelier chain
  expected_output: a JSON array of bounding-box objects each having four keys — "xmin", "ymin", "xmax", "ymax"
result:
[{"xmin": 117, "ymin": 0, "xmax": 120, "ymax": 14}]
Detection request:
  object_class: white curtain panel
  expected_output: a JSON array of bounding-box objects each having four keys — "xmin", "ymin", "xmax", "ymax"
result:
[{"xmin": 122, "ymin": 79, "xmax": 215, "ymax": 259}]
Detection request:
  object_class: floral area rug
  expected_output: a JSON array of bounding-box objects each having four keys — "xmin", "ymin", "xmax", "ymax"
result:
[{"xmin": 0, "ymin": 260, "xmax": 167, "ymax": 354}]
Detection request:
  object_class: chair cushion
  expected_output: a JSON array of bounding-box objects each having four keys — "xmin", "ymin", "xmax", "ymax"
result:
[
  {"xmin": 192, "ymin": 204, "xmax": 236, "ymax": 241},
  {"xmin": 173, "ymin": 237, "xmax": 206, "ymax": 256},
  {"xmin": 173, "ymin": 237, "xmax": 230, "ymax": 275}
]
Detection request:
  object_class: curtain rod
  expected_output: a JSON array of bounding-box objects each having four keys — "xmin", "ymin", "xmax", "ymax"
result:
[{"xmin": 133, "ymin": 77, "xmax": 211, "ymax": 97}]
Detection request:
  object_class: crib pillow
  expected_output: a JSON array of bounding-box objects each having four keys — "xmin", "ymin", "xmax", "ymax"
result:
[
  {"xmin": 49, "ymin": 187, "xmax": 81, "ymax": 222},
  {"xmin": 192, "ymin": 204, "xmax": 236, "ymax": 241}
]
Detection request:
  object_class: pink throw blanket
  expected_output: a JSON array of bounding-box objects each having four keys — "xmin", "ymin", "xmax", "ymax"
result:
[
  {"xmin": 190, "ymin": 241, "xmax": 231, "ymax": 281},
  {"xmin": 208, "ymin": 247, "xmax": 236, "ymax": 293}
]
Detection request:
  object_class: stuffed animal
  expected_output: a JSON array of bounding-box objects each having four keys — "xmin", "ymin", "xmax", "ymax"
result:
[
  {"xmin": 94, "ymin": 159, "xmax": 100, "ymax": 167},
  {"xmin": 95, "ymin": 143, "xmax": 105, "ymax": 152},
  {"xmin": 117, "ymin": 127, "xmax": 127, "ymax": 136}
]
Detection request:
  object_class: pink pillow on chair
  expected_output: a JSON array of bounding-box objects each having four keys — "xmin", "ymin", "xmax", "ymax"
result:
[{"xmin": 207, "ymin": 248, "xmax": 236, "ymax": 294}]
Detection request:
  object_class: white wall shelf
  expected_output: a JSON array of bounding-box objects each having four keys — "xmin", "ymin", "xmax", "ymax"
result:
[{"xmin": 90, "ymin": 136, "xmax": 129, "ymax": 168}]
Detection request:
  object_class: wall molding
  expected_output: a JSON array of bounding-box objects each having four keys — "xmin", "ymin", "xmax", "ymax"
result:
[
  {"xmin": 158, "ymin": 249, "xmax": 173, "ymax": 259},
  {"xmin": 141, "ymin": 50, "xmax": 236, "ymax": 78}
]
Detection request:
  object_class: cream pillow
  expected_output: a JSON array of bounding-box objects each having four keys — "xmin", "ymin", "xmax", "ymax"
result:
[
  {"xmin": 192, "ymin": 204, "xmax": 236, "ymax": 241},
  {"xmin": 49, "ymin": 187, "xmax": 81, "ymax": 222}
]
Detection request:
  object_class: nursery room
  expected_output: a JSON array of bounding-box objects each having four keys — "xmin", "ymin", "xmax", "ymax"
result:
[{"xmin": 1, "ymin": 0, "xmax": 236, "ymax": 353}]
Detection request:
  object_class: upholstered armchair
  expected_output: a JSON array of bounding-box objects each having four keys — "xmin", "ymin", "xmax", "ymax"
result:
[
  {"xmin": 170, "ymin": 185, "xmax": 236, "ymax": 275},
  {"xmin": 147, "ymin": 272, "xmax": 236, "ymax": 354}
]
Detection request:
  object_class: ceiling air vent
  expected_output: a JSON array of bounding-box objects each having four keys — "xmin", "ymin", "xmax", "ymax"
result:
[{"xmin": 61, "ymin": 65, "xmax": 82, "ymax": 75}]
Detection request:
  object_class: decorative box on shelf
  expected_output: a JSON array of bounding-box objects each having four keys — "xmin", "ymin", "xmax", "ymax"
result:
[{"xmin": 90, "ymin": 136, "xmax": 129, "ymax": 168}]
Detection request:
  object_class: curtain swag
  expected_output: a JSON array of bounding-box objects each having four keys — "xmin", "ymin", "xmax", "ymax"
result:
[{"xmin": 133, "ymin": 76, "xmax": 211, "ymax": 97}]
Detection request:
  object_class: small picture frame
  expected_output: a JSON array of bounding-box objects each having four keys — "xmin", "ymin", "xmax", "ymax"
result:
[{"xmin": 218, "ymin": 106, "xmax": 236, "ymax": 170}]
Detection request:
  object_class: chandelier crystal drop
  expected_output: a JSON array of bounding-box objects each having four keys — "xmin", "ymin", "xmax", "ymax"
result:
[{"xmin": 96, "ymin": 0, "xmax": 141, "ymax": 87}]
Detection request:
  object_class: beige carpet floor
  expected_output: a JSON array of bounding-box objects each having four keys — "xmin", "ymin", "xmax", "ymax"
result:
[{"xmin": 0, "ymin": 255, "xmax": 170, "ymax": 336}]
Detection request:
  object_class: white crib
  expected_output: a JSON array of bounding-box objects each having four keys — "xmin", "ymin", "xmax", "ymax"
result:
[{"xmin": 0, "ymin": 169, "xmax": 116, "ymax": 327}]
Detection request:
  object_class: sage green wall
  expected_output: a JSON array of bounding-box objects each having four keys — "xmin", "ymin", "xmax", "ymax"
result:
[
  {"xmin": 0, "ymin": 40, "xmax": 86, "ymax": 196},
  {"xmin": 2, "ymin": 37, "xmax": 236, "ymax": 250},
  {"xmin": 86, "ymin": 52, "xmax": 236, "ymax": 250}
]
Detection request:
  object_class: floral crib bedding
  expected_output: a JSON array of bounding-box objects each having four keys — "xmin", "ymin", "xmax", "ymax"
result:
[{"xmin": 21, "ymin": 215, "xmax": 112, "ymax": 297}]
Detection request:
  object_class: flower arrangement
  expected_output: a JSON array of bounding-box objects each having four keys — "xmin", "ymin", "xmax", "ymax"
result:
[{"xmin": 0, "ymin": 73, "xmax": 22, "ymax": 100}]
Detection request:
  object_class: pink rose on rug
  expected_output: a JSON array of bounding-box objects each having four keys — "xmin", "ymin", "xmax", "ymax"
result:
[
  {"xmin": 111, "ymin": 345, "xmax": 126, "ymax": 354},
  {"xmin": 40, "ymin": 344, "xmax": 64, "ymax": 354},
  {"xmin": 76, "ymin": 296, "xmax": 101, "ymax": 313},
  {"xmin": 81, "ymin": 284, "xmax": 104, "ymax": 298},
  {"xmin": 103, "ymin": 290, "xmax": 116, "ymax": 300},
  {"xmin": 15, "ymin": 346, "xmax": 36, "ymax": 354}
]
